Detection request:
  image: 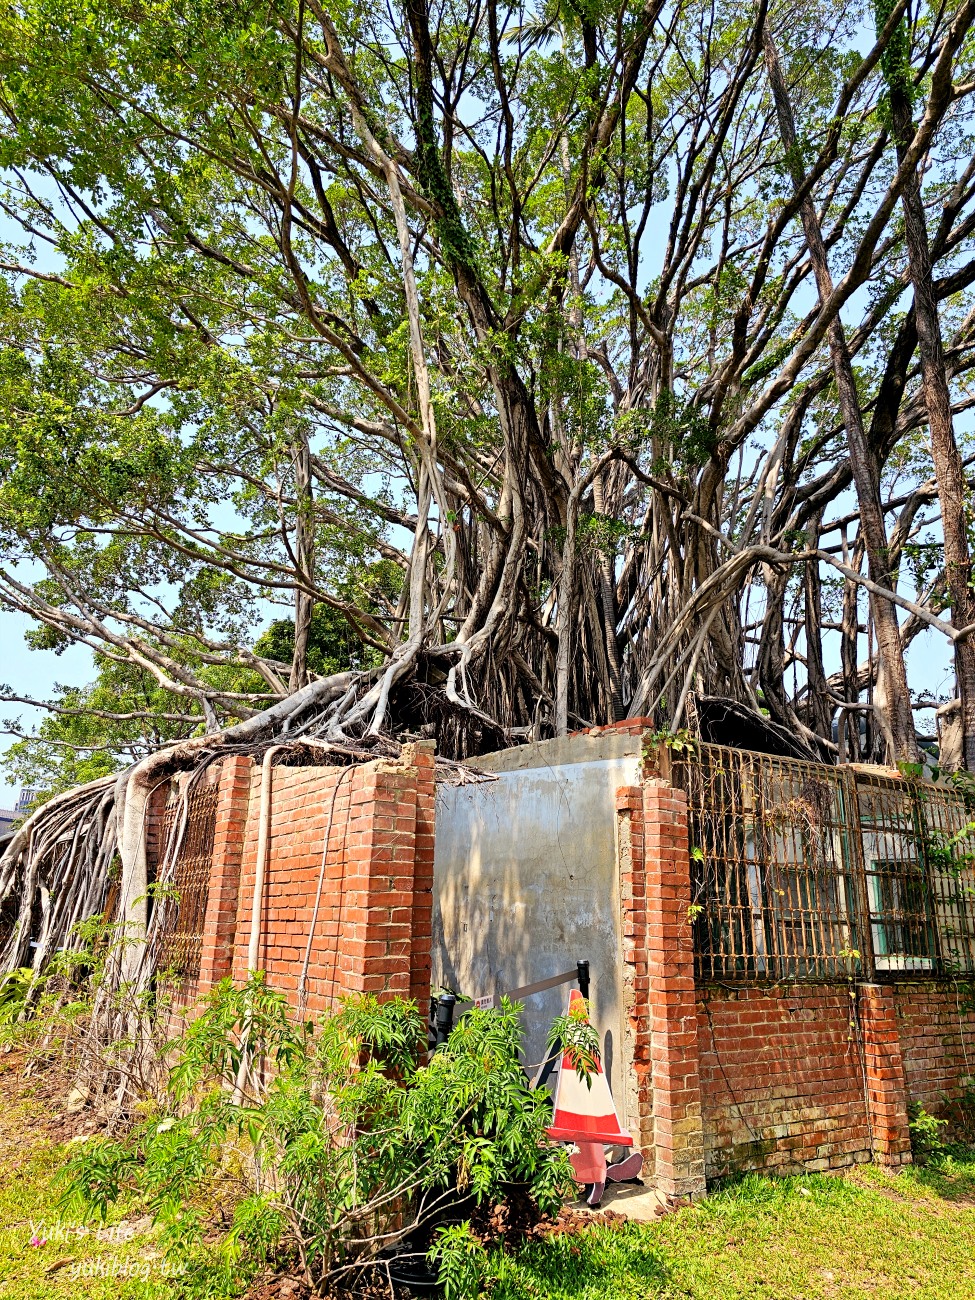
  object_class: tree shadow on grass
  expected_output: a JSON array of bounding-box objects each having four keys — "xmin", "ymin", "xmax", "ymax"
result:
[{"xmin": 905, "ymin": 1145, "xmax": 975, "ymax": 1203}]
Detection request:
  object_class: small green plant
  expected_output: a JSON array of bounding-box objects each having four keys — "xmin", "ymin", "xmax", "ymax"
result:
[
  {"xmin": 431, "ymin": 1222, "xmax": 490, "ymax": 1300},
  {"xmin": 648, "ymin": 726, "xmax": 697, "ymax": 755},
  {"xmin": 547, "ymin": 996, "xmax": 601, "ymax": 1087},
  {"xmin": 59, "ymin": 977, "xmax": 573, "ymax": 1295},
  {"xmin": 0, "ymin": 967, "xmax": 38, "ymax": 1033},
  {"xmin": 908, "ymin": 1102, "xmax": 949, "ymax": 1161},
  {"xmin": 922, "ymin": 821, "xmax": 975, "ymax": 877}
]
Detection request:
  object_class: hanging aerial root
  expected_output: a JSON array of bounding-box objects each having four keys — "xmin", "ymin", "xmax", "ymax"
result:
[{"xmin": 0, "ymin": 661, "xmax": 496, "ymax": 990}]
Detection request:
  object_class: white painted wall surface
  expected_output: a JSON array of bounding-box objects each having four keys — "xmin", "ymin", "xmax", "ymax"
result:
[{"xmin": 432, "ymin": 733, "xmax": 641, "ymax": 1119}]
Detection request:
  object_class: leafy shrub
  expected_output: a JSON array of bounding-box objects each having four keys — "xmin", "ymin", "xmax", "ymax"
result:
[
  {"xmin": 431, "ymin": 1222, "xmax": 490, "ymax": 1300},
  {"xmin": 547, "ymin": 997, "xmax": 601, "ymax": 1084},
  {"xmin": 59, "ymin": 976, "xmax": 573, "ymax": 1295},
  {"xmin": 0, "ymin": 967, "xmax": 37, "ymax": 1035},
  {"xmin": 908, "ymin": 1102, "xmax": 948, "ymax": 1161}
]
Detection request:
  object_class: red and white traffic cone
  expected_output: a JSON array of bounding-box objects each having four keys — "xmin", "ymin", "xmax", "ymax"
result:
[{"xmin": 545, "ymin": 989, "xmax": 642, "ymax": 1206}]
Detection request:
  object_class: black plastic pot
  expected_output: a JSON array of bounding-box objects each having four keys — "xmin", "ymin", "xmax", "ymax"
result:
[{"xmin": 376, "ymin": 1249, "xmax": 441, "ymax": 1295}]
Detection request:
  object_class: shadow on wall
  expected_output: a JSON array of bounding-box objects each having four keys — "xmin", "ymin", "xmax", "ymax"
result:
[{"xmin": 432, "ymin": 738, "xmax": 641, "ymax": 1101}]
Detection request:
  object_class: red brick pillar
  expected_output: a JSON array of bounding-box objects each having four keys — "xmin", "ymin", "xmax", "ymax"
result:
[
  {"xmin": 617, "ymin": 785, "xmax": 654, "ymax": 1165},
  {"xmin": 404, "ymin": 741, "xmax": 436, "ymax": 1009},
  {"xmin": 859, "ymin": 984, "xmax": 912, "ymax": 1166},
  {"xmin": 644, "ymin": 779, "xmax": 707, "ymax": 1202},
  {"xmin": 197, "ymin": 756, "xmax": 253, "ymax": 994},
  {"xmin": 336, "ymin": 762, "xmax": 418, "ymax": 1000}
]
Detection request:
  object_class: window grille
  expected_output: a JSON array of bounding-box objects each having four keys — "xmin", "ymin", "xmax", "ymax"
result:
[
  {"xmin": 670, "ymin": 742, "xmax": 975, "ymax": 982},
  {"xmin": 914, "ymin": 779, "xmax": 975, "ymax": 974},
  {"xmin": 154, "ymin": 780, "xmax": 219, "ymax": 987},
  {"xmin": 856, "ymin": 776, "xmax": 938, "ymax": 975}
]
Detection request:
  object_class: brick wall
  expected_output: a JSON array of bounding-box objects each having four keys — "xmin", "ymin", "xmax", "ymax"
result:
[
  {"xmin": 697, "ymin": 985, "xmax": 874, "ymax": 1178},
  {"xmin": 188, "ymin": 744, "xmax": 435, "ymax": 1014},
  {"xmin": 197, "ymin": 755, "xmax": 253, "ymax": 995},
  {"xmin": 617, "ymin": 784, "xmax": 654, "ymax": 1172},
  {"xmin": 634, "ymin": 770, "xmax": 924, "ymax": 1187},
  {"xmin": 619, "ymin": 778, "xmax": 706, "ymax": 1202},
  {"xmin": 693, "ymin": 980, "xmax": 975, "ymax": 1177},
  {"xmin": 409, "ymin": 744, "xmax": 436, "ymax": 1008},
  {"xmin": 860, "ymin": 984, "xmax": 911, "ymax": 1164},
  {"xmin": 895, "ymin": 982, "xmax": 975, "ymax": 1111}
]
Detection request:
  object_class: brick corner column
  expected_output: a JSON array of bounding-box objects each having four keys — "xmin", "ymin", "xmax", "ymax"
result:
[
  {"xmin": 643, "ymin": 779, "xmax": 707, "ymax": 1203},
  {"xmin": 402, "ymin": 740, "xmax": 436, "ymax": 1009},
  {"xmin": 617, "ymin": 784, "xmax": 654, "ymax": 1166},
  {"xmin": 859, "ymin": 983, "xmax": 912, "ymax": 1167},
  {"xmin": 197, "ymin": 755, "xmax": 253, "ymax": 994},
  {"xmin": 338, "ymin": 759, "xmax": 418, "ymax": 1002}
]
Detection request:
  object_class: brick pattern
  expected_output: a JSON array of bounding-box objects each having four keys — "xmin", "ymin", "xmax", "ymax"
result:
[
  {"xmin": 197, "ymin": 755, "xmax": 253, "ymax": 994},
  {"xmin": 895, "ymin": 981, "xmax": 975, "ymax": 1111},
  {"xmin": 574, "ymin": 717, "xmax": 656, "ymax": 739},
  {"xmin": 697, "ymin": 985, "xmax": 874, "ymax": 1178},
  {"xmin": 339, "ymin": 762, "xmax": 417, "ymax": 1000},
  {"xmin": 143, "ymin": 779, "xmax": 172, "ymax": 896},
  {"xmin": 616, "ymin": 784, "xmax": 654, "ymax": 1169},
  {"xmin": 223, "ymin": 753, "xmax": 435, "ymax": 1011},
  {"xmin": 406, "ymin": 742, "xmax": 436, "ymax": 1008},
  {"xmin": 859, "ymin": 984, "xmax": 912, "ymax": 1164},
  {"xmin": 642, "ymin": 780, "xmax": 706, "ymax": 1202}
]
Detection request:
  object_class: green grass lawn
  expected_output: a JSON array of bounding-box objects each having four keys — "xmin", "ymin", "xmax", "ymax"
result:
[
  {"xmin": 491, "ymin": 1157, "xmax": 975, "ymax": 1300},
  {"xmin": 0, "ymin": 1067, "xmax": 181, "ymax": 1300},
  {"xmin": 3, "ymin": 1049, "xmax": 975, "ymax": 1299}
]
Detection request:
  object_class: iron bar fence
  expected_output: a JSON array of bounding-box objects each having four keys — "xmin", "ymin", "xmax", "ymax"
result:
[
  {"xmin": 669, "ymin": 742, "xmax": 975, "ymax": 983},
  {"xmin": 153, "ymin": 780, "xmax": 219, "ymax": 988}
]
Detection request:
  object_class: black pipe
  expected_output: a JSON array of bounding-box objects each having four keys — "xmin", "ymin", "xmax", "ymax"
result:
[
  {"xmin": 576, "ymin": 960, "xmax": 590, "ymax": 999},
  {"xmin": 434, "ymin": 992, "xmax": 456, "ymax": 1046}
]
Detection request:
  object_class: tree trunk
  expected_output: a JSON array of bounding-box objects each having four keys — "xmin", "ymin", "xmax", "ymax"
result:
[
  {"xmin": 840, "ymin": 529, "xmax": 864, "ymax": 761},
  {"xmin": 804, "ymin": 511, "xmax": 832, "ymax": 738},
  {"xmin": 764, "ymin": 28, "xmax": 918, "ymax": 765},
  {"xmin": 555, "ymin": 490, "xmax": 579, "ymax": 736},
  {"xmin": 885, "ymin": 48, "xmax": 975, "ymax": 769},
  {"xmin": 290, "ymin": 436, "xmax": 315, "ymax": 694},
  {"xmin": 592, "ymin": 475, "xmax": 624, "ymax": 721}
]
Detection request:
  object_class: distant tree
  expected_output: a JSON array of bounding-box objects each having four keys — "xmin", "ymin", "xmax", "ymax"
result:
[
  {"xmin": 1, "ymin": 582, "xmax": 397, "ymax": 797},
  {"xmin": 2, "ymin": 657, "xmax": 200, "ymax": 800}
]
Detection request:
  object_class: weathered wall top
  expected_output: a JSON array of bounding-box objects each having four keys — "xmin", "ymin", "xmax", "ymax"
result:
[{"xmin": 469, "ymin": 727, "xmax": 646, "ymax": 775}]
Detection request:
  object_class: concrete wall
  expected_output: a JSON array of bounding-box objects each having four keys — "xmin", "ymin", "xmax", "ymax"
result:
[{"xmin": 432, "ymin": 731, "xmax": 641, "ymax": 1112}]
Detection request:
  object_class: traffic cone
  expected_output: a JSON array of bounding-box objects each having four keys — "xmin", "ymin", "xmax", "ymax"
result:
[
  {"xmin": 545, "ymin": 989, "xmax": 640, "ymax": 1206},
  {"xmin": 545, "ymin": 989, "xmax": 634, "ymax": 1146}
]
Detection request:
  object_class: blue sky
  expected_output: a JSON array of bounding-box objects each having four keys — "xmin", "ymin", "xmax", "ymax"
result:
[{"xmin": 0, "ymin": 613, "xmax": 93, "ymax": 806}]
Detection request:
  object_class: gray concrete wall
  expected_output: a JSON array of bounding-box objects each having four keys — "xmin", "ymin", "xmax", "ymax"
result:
[{"xmin": 432, "ymin": 731, "xmax": 641, "ymax": 1121}]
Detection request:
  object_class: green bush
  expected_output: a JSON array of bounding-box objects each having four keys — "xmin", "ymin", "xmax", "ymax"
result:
[
  {"xmin": 59, "ymin": 976, "xmax": 573, "ymax": 1296},
  {"xmin": 908, "ymin": 1102, "xmax": 949, "ymax": 1161},
  {"xmin": 0, "ymin": 967, "xmax": 37, "ymax": 1035}
]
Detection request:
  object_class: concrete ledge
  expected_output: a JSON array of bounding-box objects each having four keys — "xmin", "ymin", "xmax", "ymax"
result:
[{"xmin": 470, "ymin": 730, "xmax": 645, "ymax": 774}]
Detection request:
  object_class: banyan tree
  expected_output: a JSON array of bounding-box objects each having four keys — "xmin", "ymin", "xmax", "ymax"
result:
[{"xmin": 2, "ymin": 0, "xmax": 975, "ymax": 974}]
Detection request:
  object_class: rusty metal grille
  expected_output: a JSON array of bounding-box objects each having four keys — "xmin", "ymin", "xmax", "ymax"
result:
[
  {"xmin": 154, "ymin": 782, "xmax": 218, "ymax": 986},
  {"xmin": 671, "ymin": 742, "xmax": 975, "ymax": 982},
  {"xmin": 855, "ymin": 776, "xmax": 939, "ymax": 975},
  {"xmin": 672, "ymin": 744, "xmax": 865, "ymax": 981},
  {"xmin": 914, "ymin": 781, "xmax": 975, "ymax": 975}
]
